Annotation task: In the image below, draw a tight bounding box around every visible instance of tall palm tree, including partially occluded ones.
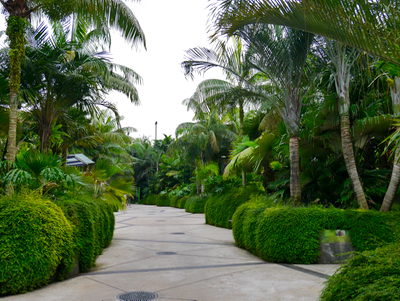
[210,0,400,65]
[2,0,145,162]
[239,24,314,205]
[317,39,369,209]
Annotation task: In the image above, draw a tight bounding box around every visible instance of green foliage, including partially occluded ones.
[205,187,262,229]
[0,191,74,295]
[54,197,115,273]
[320,242,400,301]
[185,196,208,213]
[156,194,171,207]
[178,195,190,209]
[142,193,158,205]
[233,205,400,264]
[232,195,273,253]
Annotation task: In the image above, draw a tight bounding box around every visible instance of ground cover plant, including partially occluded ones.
[320,242,400,300]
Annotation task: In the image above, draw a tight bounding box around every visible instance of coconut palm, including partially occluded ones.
[210,0,400,65]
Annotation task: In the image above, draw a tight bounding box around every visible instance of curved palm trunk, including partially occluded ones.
[5,16,26,162]
[340,113,368,209]
[289,136,301,205]
[381,78,400,212]
[239,100,246,188]
[333,42,368,209]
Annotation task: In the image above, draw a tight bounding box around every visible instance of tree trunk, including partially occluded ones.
[381,78,400,212]
[340,114,369,209]
[239,100,246,187]
[5,16,26,162]
[289,136,301,205]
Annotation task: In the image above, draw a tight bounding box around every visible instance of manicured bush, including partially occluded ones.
[0,192,75,295]
[169,195,180,208]
[143,194,158,205]
[233,204,400,264]
[185,196,208,213]
[156,194,171,207]
[232,195,272,253]
[205,187,261,229]
[54,198,115,273]
[320,242,400,300]
[178,195,190,209]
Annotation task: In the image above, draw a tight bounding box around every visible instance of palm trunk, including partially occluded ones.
[381,78,400,212]
[340,113,369,209]
[5,16,26,162]
[289,136,301,205]
[239,100,246,187]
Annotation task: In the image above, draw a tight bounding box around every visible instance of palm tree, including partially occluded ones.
[17,21,141,153]
[210,0,400,65]
[172,111,237,195]
[2,0,145,162]
[317,39,369,209]
[237,24,314,205]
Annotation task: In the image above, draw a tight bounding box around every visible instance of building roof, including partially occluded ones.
[66,153,95,167]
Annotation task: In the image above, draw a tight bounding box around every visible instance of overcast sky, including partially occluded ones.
[108,0,223,140]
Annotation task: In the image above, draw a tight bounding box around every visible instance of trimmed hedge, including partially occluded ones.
[0,192,75,295]
[185,196,208,213]
[169,196,180,208]
[233,204,400,264]
[142,194,158,205]
[178,195,189,209]
[156,194,171,207]
[320,242,400,300]
[54,198,115,273]
[205,188,260,229]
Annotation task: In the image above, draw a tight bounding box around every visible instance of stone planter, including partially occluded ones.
[318,230,356,264]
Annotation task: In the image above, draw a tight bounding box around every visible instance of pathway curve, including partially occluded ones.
[4,204,339,301]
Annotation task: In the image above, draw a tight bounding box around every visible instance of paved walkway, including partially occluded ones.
[4,205,339,301]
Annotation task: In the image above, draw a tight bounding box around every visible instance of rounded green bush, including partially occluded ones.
[185,196,208,213]
[143,194,158,205]
[205,188,258,229]
[54,198,115,273]
[156,194,170,207]
[0,192,74,295]
[178,195,189,209]
[320,242,400,300]
[169,196,180,208]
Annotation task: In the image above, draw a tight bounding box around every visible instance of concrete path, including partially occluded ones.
[4,204,339,301]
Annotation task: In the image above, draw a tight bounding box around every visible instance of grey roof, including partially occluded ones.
[66,153,95,166]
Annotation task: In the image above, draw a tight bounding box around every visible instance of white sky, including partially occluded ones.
[0,0,224,140]
[108,0,223,140]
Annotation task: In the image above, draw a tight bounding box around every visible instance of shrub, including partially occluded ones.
[143,194,158,205]
[234,205,400,264]
[156,194,170,207]
[54,197,115,273]
[169,196,180,208]
[232,195,272,253]
[185,196,208,213]
[320,242,400,300]
[0,192,75,295]
[205,187,261,229]
[178,195,190,209]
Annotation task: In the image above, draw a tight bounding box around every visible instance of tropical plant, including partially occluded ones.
[2,0,145,162]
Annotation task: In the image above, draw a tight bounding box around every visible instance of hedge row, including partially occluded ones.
[320,242,400,300]
[185,196,208,213]
[0,192,75,296]
[0,192,115,296]
[204,188,262,229]
[142,194,206,213]
[233,203,400,264]
[54,198,115,272]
